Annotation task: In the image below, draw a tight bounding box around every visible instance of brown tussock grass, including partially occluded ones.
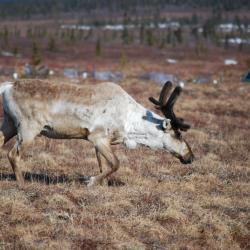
[0,47,250,249]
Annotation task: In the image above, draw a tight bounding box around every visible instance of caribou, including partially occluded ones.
[0,80,194,186]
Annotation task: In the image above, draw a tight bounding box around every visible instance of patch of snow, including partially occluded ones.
[229,38,243,44]
[103,24,135,30]
[247,24,250,33]
[153,22,180,30]
[141,72,178,85]
[178,81,185,88]
[61,24,92,30]
[64,68,78,78]
[13,72,18,80]
[23,64,35,77]
[217,23,244,33]
[193,75,212,84]
[221,37,250,45]
[167,58,177,64]
[1,51,14,57]
[93,71,123,81]
[104,24,124,31]
[81,72,88,79]
[224,59,238,65]
[198,27,203,33]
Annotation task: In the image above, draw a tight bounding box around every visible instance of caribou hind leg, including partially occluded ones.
[0,112,17,147]
[88,132,119,187]
[95,147,103,173]
[7,123,41,185]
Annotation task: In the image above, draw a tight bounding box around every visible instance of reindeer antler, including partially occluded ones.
[149,81,172,108]
[149,81,191,132]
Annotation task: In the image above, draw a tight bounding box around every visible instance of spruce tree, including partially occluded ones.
[95,38,101,56]
[48,36,56,51]
[31,41,42,66]
[146,29,154,46]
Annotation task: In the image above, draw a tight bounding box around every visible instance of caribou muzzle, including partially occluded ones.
[179,152,194,164]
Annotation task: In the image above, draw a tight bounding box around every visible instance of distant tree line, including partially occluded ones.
[0,0,249,64]
[0,0,249,19]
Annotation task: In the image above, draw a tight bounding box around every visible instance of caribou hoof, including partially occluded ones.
[87,176,99,187]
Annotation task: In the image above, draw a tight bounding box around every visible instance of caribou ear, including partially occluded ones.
[162,119,171,131]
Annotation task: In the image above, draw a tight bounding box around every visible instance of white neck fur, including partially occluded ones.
[123,104,165,149]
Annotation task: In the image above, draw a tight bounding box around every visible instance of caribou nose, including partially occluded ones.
[180,153,194,164]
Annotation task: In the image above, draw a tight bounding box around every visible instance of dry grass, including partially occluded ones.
[0,46,250,249]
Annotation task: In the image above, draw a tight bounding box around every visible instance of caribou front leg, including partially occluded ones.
[8,141,26,185]
[88,132,119,187]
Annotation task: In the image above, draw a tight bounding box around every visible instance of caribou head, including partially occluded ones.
[149,81,194,164]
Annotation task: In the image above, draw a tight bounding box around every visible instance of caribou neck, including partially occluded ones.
[123,104,166,149]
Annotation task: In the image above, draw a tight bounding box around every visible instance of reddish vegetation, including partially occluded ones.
[0,24,250,249]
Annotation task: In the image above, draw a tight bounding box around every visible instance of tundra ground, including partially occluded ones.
[0,44,250,249]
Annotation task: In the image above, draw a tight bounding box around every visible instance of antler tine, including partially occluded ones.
[148,81,172,107]
[148,97,160,106]
[179,122,191,131]
[159,81,172,106]
[161,86,191,131]
[164,86,182,110]
[159,86,181,119]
